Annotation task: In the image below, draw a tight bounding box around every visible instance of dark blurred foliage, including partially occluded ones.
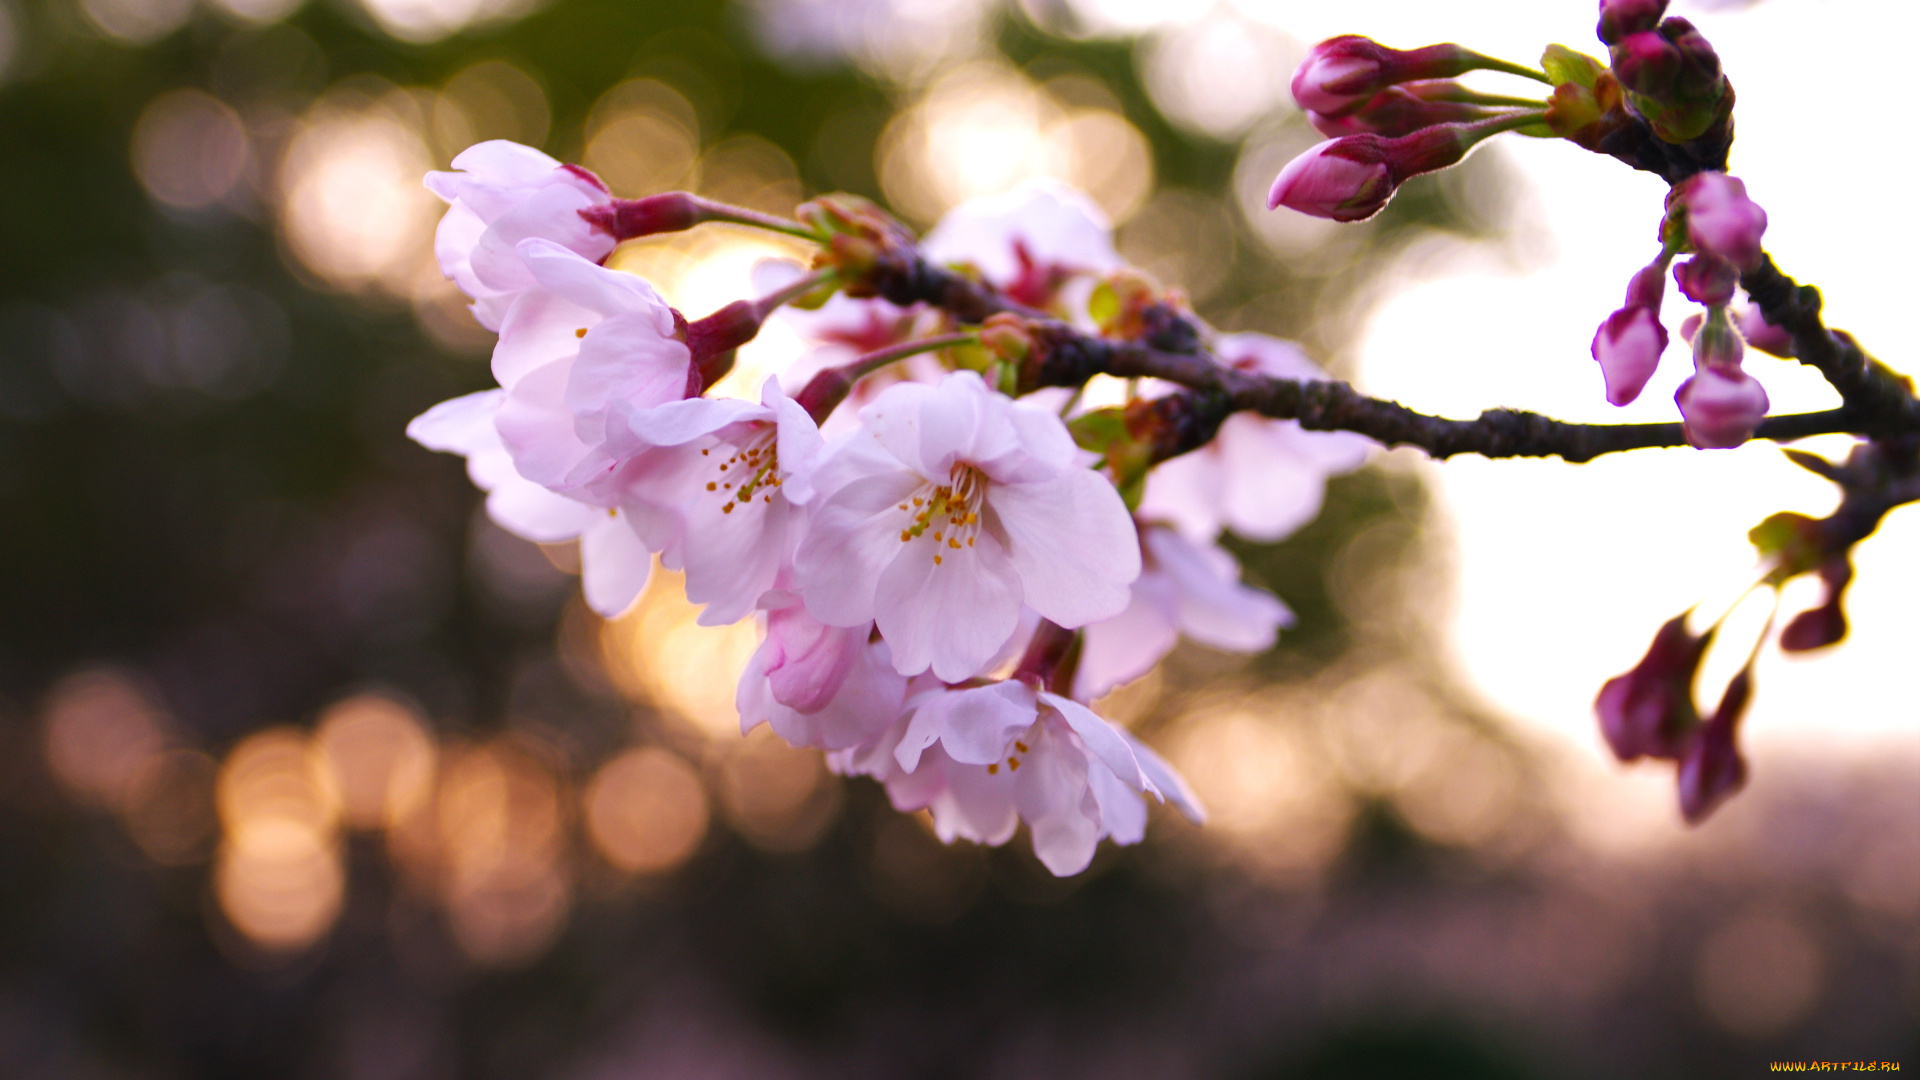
[1,0,1915,1078]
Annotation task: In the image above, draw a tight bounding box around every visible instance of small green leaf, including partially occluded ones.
[1088,282,1119,330]
[1541,44,1605,89]
[1067,407,1128,454]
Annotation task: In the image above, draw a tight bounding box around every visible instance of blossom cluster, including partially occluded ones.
[408,142,1370,875]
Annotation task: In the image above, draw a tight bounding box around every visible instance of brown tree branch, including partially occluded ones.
[854,237,1915,464]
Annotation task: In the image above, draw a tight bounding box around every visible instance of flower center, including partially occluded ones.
[700,426,779,516]
[895,463,986,566]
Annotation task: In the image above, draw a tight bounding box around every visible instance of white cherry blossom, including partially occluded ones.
[1075,524,1294,699]
[615,378,825,625]
[406,389,651,617]
[795,371,1140,681]
[832,680,1203,876]
[426,141,616,331]
[1138,332,1372,542]
[491,239,693,493]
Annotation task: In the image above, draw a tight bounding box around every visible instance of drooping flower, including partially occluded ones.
[1075,525,1293,700]
[406,389,651,617]
[1590,258,1670,407]
[425,141,616,331]
[490,239,694,492]
[1594,612,1712,762]
[795,371,1140,681]
[737,601,908,751]
[1137,333,1371,543]
[616,377,825,626]
[831,680,1203,876]
[1676,666,1751,824]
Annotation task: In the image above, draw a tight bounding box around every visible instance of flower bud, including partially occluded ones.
[1268,123,1476,222]
[1594,613,1712,762]
[1612,18,1727,142]
[578,192,705,241]
[1307,81,1496,139]
[1609,30,1683,98]
[1673,255,1738,306]
[1590,258,1669,406]
[762,604,863,713]
[1676,364,1768,449]
[1735,306,1795,358]
[1592,306,1668,407]
[1662,18,1724,101]
[1679,172,1766,271]
[1779,557,1853,652]
[1677,666,1750,824]
[1291,37,1511,117]
[1597,0,1668,45]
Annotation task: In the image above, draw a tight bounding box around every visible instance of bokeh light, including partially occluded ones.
[276,87,439,295]
[599,564,762,737]
[215,728,345,951]
[877,62,1152,227]
[1138,11,1296,139]
[78,0,193,45]
[314,691,437,831]
[582,747,709,874]
[432,739,571,966]
[41,666,171,812]
[582,79,702,198]
[131,90,252,211]
[714,726,839,854]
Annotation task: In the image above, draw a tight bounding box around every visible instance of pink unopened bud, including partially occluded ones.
[1681,172,1767,271]
[1779,557,1853,652]
[1592,306,1668,407]
[1673,255,1737,306]
[762,604,863,713]
[1735,306,1795,358]
[1268,124,1478,222]
[1676,364,1768,449]
[1610,30,1684,97]
[1597,0,1668,45]
[1661,18,1725,101]
[1676,667,1750,824]
[1267,142,1393,221]
[578,192,705,242]
[1291,37,1510,117]
[1595,613,1712,762]
[1307,81,1495,139]
[1591,258,1670,406]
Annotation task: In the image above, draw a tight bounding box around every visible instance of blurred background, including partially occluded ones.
[0,0,1915,1075]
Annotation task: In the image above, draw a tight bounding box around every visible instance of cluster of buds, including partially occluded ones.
[1596,611,1753,823]
[1598,436,1920,823]
[407,144,1375,875]
[1590,171,1777,447]
[1597,0,1730,144]
[1272,36,1556,221]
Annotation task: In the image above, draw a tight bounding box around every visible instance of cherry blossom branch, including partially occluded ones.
[1738,255,1918,427]
[846,242,1914,463]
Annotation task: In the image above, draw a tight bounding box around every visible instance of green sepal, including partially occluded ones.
[1749,511,1825,583]
[1541,44,1606,90]
[1087,282,1120,333]
[1067,407,1128,455]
